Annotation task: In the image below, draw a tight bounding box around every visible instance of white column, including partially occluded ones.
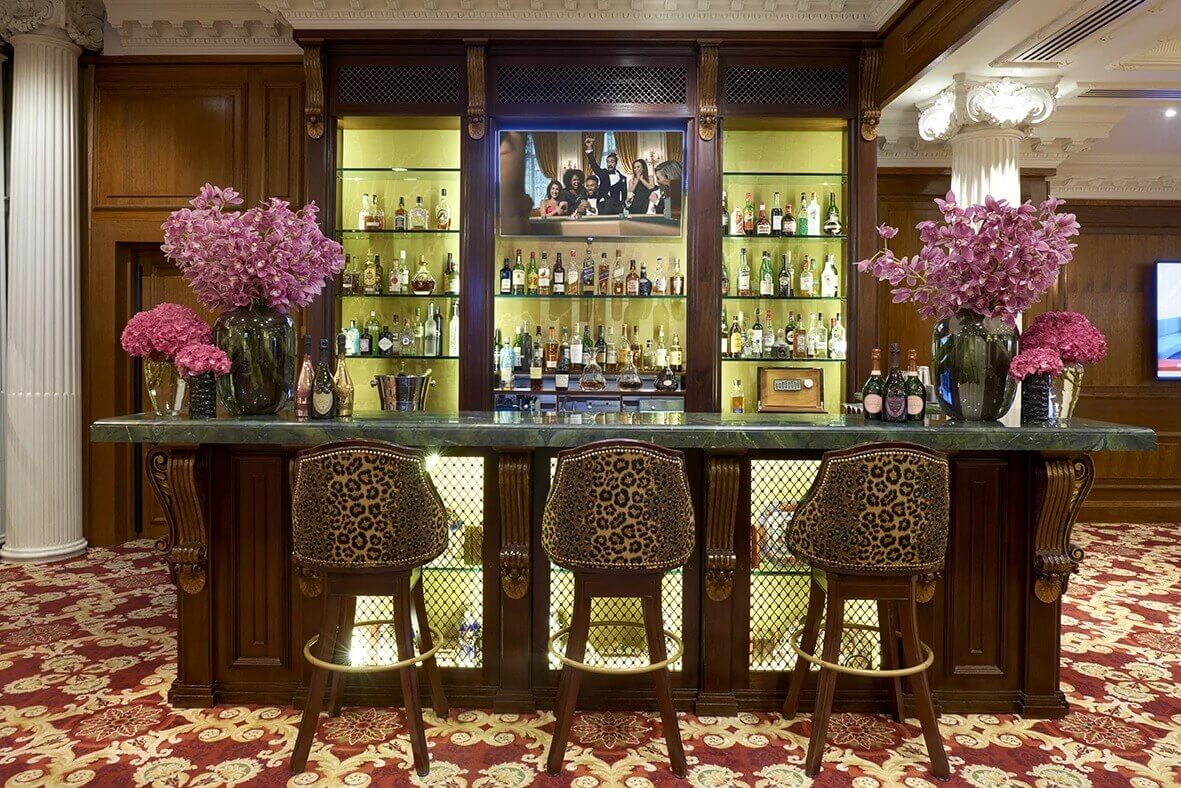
[949,128,1024,207]
[0,53,7,547]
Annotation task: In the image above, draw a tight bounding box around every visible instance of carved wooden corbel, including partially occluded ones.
[146,447,209,595]
[1033,455,1095,603]
[698,43,720,142]
[498,450,531,599]
[705,452,743,601]
[466,42,487,140]
[303,43,325,140]
[858,47,882,142]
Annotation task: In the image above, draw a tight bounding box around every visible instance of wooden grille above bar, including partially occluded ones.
[336,64,463,108]
[722,65,849,110]
[495,64,688,106]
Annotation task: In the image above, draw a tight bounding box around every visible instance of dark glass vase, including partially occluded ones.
[212,304,295,415]
[188,372,218,419]
[1020,373,1051,425]
[932,310,1019,421]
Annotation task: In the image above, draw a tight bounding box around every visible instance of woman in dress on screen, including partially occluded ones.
[626,159,655,214]
[540,180,566,217]
[559,169,586,213]
[649,160,682,218]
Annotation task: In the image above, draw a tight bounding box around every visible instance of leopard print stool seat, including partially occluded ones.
[541,440,695,778]
[289,440,450,778]
[782,442,951,780]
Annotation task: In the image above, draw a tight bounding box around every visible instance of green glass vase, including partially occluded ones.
[932,310,1019,421]
[212,304,295,415]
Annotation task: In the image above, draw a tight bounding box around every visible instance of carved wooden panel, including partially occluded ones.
[259,84,304,203]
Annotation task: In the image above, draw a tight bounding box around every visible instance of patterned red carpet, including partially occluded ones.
[1,522,1179,787]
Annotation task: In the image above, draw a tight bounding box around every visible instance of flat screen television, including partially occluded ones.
[498,130,684,238]
[1157,261,1181,380]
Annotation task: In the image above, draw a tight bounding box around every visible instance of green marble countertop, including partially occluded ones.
[90,411,1155,453]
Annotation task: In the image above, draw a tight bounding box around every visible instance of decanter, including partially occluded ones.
[411,256,436,295]
[579,359,606,391]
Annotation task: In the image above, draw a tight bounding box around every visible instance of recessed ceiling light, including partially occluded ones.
[1167,108,1178,118]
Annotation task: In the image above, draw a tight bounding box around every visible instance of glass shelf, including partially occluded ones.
[345,354,459,361]
[723,295,845,301]
[722,357,846,363]
[338,293,460,300]
[336,229,460,236]
[337,167,461,181]
[496,387,684,398]
[495,293,686,300]
[723,234,846,241]
[723,170,845,178]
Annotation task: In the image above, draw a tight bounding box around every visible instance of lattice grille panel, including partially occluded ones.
[748,459,879,672]
[723,66,849,108]
[497,65,687,105]
[337,64,462,106]
[354,456,485,669]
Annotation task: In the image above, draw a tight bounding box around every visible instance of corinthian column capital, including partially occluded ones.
[0,0,104,51]
[918,73,1058,143]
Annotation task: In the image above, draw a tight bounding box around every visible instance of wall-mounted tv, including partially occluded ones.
[1157,261,1181,380]
[498,130,684,238]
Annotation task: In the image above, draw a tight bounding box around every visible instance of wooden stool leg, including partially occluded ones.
[327,596,355,717]
[412,574,449,719]
[642,581,686,778]
[783,577,825,718]
[878,600,905,723]
[804,585,844,778]
[394,575,431,777]
[898,594,950,780]
[547,579,592,776]
[291,592,343,774]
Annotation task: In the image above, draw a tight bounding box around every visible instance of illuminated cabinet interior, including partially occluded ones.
[334,116,462,413]
[720,120,849,416]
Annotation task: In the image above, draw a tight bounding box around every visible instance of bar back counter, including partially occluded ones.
[91,411,1154,718]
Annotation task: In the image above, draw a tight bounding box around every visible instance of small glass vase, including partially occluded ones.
[1053,363,1085,423]
[931,310,1019,421]
[188,372,218,419]
[144,359,186,417]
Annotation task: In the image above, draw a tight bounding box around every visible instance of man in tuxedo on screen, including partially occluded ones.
[573,175,624,216]
[584,138,628,208]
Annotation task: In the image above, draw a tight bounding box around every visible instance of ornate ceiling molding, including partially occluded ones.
[101,0,299,55]
[1113,32,1181,71]
[917,74,1059,143]
[0,0,104,50]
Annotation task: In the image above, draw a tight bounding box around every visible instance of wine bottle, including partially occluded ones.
[310,339,335,419]
[882,343,908,423]
[862,348,884,420]
[906,348,927,421]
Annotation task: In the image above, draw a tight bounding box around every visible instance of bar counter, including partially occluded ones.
[90,411,1154,718]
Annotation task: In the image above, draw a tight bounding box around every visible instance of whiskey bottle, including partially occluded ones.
[410,196,428,231]
[820,254,839,298]
[731,379,745,414]
[796,192,809,236]
[670,258,685,296]
[668,333,684,373]
[444,252,459,295]
[612,250,626,295]
[529,343,544,392]
[654,326,668,369]
[365,196,384,231]
[394,197,408,231]
[652,257,666,295]
[295,334,314,419]
[813,312,828,358]
[310,339,335,419]
[643,339,656,371]
[823,191,841,236]
[605,326,618,373]
[581,243,596,295]
[729,312,744,358]
[862,348,884,420]
[436,188,451,230]
[743,192,755,236]
[333,334,354,419]
[552,252,565,295]
[756,203,771,236]
[555,338,571,392]
[782,201,797,237]
[737,248,752,297]
[906,348,927,421]
[500,258,513,294]
[793,315,809,359]
[626,260,641,296]
[638,262,651,296]
[778,252,793,297]
[598,252,610,295]
[581,323,593,372]
[771,191,783,235]
[759,251,775,296]
[512,250,526,295]
[362,254,379,295]
[544,326,558,370]
[358,194,370,231]
[882,343,907,422]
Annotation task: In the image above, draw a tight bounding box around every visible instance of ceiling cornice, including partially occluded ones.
[101,0,297,54]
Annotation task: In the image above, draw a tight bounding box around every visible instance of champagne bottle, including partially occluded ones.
[295,334,314,419]
[862,348,884,420]
[882,343,908,423]
[333,334,354,419]
[905,348,927,421]
[311,339,335,419]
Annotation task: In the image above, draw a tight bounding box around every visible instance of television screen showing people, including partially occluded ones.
[499,130,684,237]
[1157,261,1181,380]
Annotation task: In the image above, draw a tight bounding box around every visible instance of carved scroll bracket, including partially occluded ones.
[1033,455,1095,603]
[859,47,881,142]
[698,42,720,142]
[498,449,531,599]
[705,451,744,602]
[146,447,209,595]
[303,42,324,140]
[466,41,487,140]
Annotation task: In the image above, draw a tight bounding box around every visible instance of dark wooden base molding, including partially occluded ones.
[167,683,216,708]
[491,689,537,713]
[1033,456,1095,603]
[695,692,740,716]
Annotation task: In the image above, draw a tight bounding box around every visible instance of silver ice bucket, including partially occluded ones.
[371,370,434,411]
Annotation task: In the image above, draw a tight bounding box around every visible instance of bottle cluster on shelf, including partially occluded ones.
[721,308,846,360]
[340,301,460,359]
[340,251,459,297]
[723,190,841,238]
[861,344,928,422]
[494,320,683,393]
[499,240,685,297]
[723,249,840,299]
[298,335,355,420]
[354,188,452,232]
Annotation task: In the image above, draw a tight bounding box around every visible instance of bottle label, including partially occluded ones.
[513,270,525,287]
[378,337,394,352]
[863,393,883,415]
[555,373,569,389]
[772,215,783,232]
[738,273,751,292]
[571,345,582,364]
[885,395,906,421]
[907,394,925,416]
[312,390,334,416]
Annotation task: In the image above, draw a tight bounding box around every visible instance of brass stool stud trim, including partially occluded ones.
[789,621,934,679]
[548,620,685,676]
[303,620,443,675]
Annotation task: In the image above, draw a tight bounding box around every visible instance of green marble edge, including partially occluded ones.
[90,411,1156,453]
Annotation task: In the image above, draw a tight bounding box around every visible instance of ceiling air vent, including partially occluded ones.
[1079,88,1181,100]
[1004,0,1150,64]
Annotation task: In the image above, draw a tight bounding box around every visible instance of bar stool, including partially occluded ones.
[289,440,450,777]
[542,439,695,778]
[781,441,950,780]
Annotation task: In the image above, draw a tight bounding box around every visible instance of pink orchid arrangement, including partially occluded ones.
[120,303,212,361]
[857,193,1080,323]
[174,343,232,379]
[1008,347,1066,381]
[161,184,345,313]
[1020,311,1108,365]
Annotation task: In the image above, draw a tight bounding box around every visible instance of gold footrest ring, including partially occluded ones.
[548,620,684,676]
[789,621,933,678]
[303,619,443,674]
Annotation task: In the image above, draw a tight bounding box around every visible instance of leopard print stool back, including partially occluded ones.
[786,442,949,575]
[292,440,448,572]
[542,440,695,572]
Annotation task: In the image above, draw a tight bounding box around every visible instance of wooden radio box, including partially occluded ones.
[756,367,825,413]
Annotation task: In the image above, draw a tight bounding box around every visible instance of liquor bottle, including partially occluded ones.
[626,260,641,296]
[414,308,425,355]
[582,242,596,295]
[362,254,379,295]
[448,300,459,357]
[752,309,765,357]
[422,305,438,357]
[526,252,540,295]
[731,379,745,414]
[720,256,730,297]
[829,313,847,359]
[652,258,666,295]
[670,258,685,296]
[823,191,841,236]
[862,348,884,420]
[594,325,607,366]
[512,250,526,295]
[742,192,755,236]
[631,324,641,361]
[638,262,651,296]
[778,252,793,297]
[793,314,809,359]
[512,326,523,371]
[906,348,927,421]
[721,190,728,229]
[579,351,606,391]
[582,322,593,371]
[654,364,678,392]
[410,196,428,230]
[500,258,513,294]
[759,251,775,296]
[529,343,544,392]
[295,334,314,419]
[605,326,618,373]
[436,188,451,230]
[433,304,444,357]
[618,349,643,390]
[799,256,814,298]
[598,252,610,295]
[655,327,668,369]
[379,324,396,357]
[555,337,571,392]
[411,255,436,295]
[796,192,809,236]
[813,312,828,358]
[720,309,730,359]
[612,250,626,295]
[737,248,752,297]
[729,312,743,358]
[820,254,839,298]
[756,203,772,236]
[544,326,558,370]
[499,337,515,390]
[358,194,370,231]
[771,191,783,235]
[570,321,583,372]
[310,339,335,419]
[782,201,797,237]
[553,252,566,295]
[365,310,381,353]
[882,343,907,422]
[344,319,361,356]
[398,252,410,294]
[807,192,821,237]
[333,334,354,418]
[730,196,745,237]
[401,317,415,357]
[444,252,459,295]
[341,253,356,295]
[358,319,373,356]
[394,197,408,231]
[366,196,384,231]
[669,332,684,373]
[387,253,401,294]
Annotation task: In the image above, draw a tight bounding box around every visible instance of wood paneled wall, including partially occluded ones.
[85,59,304,547]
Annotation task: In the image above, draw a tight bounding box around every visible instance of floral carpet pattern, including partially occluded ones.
[1,522,1179,786]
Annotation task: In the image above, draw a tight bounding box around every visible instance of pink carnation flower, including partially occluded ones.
[120,303,211,361]
[1008,348,1066,381]
[174,343,232,379]
[1020,311,1108,365]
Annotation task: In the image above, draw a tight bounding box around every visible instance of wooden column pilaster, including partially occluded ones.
[697,450,744,715]
[494,448,535,711]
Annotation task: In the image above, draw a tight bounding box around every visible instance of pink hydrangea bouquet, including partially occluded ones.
[160,184,344,313]
[1008,347,1065,381]
[174,343,232,380]
[120,303,211,361]
[1020,311,1108,365]
[857,193,1080,323]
